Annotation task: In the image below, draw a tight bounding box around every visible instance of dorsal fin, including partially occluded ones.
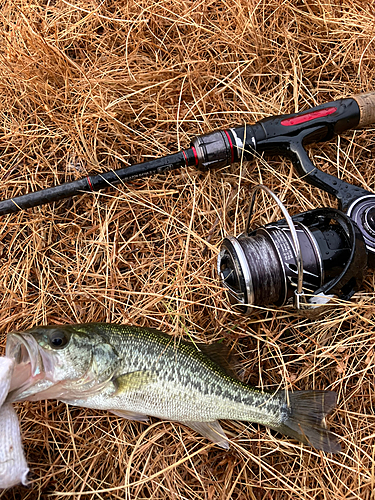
[195,342,238,379]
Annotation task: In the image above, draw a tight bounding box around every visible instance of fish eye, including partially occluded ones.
[48,330,70,349]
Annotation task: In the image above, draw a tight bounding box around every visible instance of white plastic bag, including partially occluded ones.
[0,357,29,489]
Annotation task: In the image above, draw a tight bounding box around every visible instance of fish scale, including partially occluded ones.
[6,322,340,452]
[89,324,278,422]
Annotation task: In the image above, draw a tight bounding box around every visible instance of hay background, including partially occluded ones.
[0,0,374,498]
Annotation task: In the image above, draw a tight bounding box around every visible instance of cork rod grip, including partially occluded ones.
[352,92,375,128]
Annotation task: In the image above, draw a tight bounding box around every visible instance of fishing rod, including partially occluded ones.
[1,92,374,219]
[2,92,375,311]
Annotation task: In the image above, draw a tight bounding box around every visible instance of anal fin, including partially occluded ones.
[182,420,229,449]
[109,409,149,422]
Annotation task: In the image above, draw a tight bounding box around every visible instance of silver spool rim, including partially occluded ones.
[218,236,255,314]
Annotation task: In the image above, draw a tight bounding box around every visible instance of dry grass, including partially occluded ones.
[0,0,375,498]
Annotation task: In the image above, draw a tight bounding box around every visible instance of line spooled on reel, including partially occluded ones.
[217,185,367,313]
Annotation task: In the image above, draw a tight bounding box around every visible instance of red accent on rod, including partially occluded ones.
[86,176,94,191]
[224,130,234,164]
[182,150,189,168]
[191,146,199,167]
[281,106,337,126]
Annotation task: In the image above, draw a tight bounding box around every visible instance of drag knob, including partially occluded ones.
[362,206,375,237]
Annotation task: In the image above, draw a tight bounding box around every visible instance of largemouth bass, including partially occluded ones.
[5,323,340,452]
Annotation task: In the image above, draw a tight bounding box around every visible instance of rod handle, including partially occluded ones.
[352,92,375,127]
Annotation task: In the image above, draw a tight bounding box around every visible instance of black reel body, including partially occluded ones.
[218,203,367,314]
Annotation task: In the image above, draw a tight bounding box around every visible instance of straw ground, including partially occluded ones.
[0,0,375,498]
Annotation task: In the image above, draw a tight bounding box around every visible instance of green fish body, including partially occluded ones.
[6,323,340,452]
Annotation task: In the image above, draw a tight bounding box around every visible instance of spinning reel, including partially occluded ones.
[218,185,368,313]
[216,93,375,312]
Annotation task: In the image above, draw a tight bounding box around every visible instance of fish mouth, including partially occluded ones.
[6,333,54,402]
[6,333,40,376]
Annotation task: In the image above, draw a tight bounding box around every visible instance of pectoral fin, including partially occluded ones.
[113,370,155,395]
[109,409,149,422]
[182,420,229,449]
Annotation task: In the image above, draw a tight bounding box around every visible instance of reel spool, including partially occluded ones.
[217,185,367,314]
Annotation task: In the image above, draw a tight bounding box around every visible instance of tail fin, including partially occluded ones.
[277,390,341,453]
